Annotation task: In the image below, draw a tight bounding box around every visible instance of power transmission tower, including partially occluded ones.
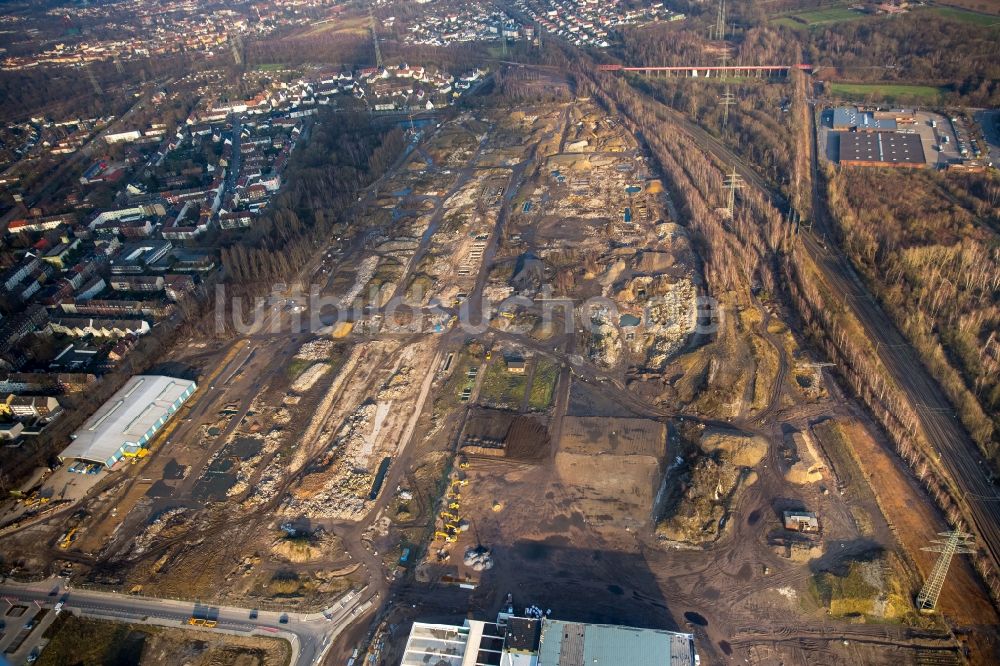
[715,0,726,41]
[724,166,743,218]
[720,86,736,126]
[86,65,102,96]
[230,36,243,66]
[916,531,975,612]
[369,4,383,69]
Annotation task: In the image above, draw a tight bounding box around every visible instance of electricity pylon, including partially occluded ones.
[724,167,743,218]
[916,530,975,612]
[715,0,726,41]
[720,86,736,126]
[369,4,383,69]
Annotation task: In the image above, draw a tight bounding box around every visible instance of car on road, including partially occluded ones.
[249,609,258,619]
[279,613,289,624]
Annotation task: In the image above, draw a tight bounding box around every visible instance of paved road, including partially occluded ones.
[0,578,374,666]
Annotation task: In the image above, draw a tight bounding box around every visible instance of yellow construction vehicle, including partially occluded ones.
[188,617,207,626]
[448,502,461,510]
[58,527,78,549]
[204,620,218,628]
[434,531,455,543]
[440,512,459,521]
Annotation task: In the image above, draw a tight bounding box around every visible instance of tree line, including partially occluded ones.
[220,110,406,287]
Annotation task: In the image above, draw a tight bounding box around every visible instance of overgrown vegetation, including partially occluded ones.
[528,359,559,411]
[826,168,1000,457]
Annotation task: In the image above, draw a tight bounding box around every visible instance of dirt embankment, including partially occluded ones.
[656,428,767,544]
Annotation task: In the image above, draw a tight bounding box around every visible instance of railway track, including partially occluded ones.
[622,88,1000,587]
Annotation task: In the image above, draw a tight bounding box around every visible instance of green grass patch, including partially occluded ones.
[923,6,1000,27]
[528,359,559,411]
[256,63,290,72]
[773,6,864,28]
[827,82,945,102]
[478,357,528,410]
[286,357,317,381]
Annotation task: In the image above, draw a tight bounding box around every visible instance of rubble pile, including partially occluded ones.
[294,339,338,361]
[586,308,622,368]
[463,545,495,572]
[130,508,188,557]
[282,467,373,520]
[657,429,766,544]
[377,366,413,400]
[339,255,379,308]
[336,402,378,468]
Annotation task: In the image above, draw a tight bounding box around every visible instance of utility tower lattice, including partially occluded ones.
[369,4,383,69]
[714,0,726,41]
[916,531,975,612]
[720,86,736,126]
[230,36,243,66]
[723,167,743,218]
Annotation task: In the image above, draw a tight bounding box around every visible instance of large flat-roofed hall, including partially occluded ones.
[59,374,196,468]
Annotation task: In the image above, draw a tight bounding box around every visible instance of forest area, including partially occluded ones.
[219,110,405,288]
[804,15,1000,106]
[826,168,1000,458]
[618,5,1000,107]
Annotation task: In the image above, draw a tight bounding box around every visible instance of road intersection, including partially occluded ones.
[0,577,375,666]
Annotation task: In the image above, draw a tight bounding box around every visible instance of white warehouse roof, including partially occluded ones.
[60,375,196,467]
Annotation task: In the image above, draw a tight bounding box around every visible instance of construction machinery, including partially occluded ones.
[188,617,206,626]
[440,512,460,521]
[434,531,456,543]
[58,527,78,549]
[448,502,461,510]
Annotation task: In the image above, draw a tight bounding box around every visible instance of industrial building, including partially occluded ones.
[831,107,898,132]
[59,374,196,468]
[401,614,697,666]
[838,131,926,168]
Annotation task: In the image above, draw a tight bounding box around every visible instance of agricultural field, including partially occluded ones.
[772,6,866,29]
[925,5,1000,25]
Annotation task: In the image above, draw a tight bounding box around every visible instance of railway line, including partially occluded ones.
[594,62,1000,593]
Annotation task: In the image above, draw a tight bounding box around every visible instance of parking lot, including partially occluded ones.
[818,107,964,167]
